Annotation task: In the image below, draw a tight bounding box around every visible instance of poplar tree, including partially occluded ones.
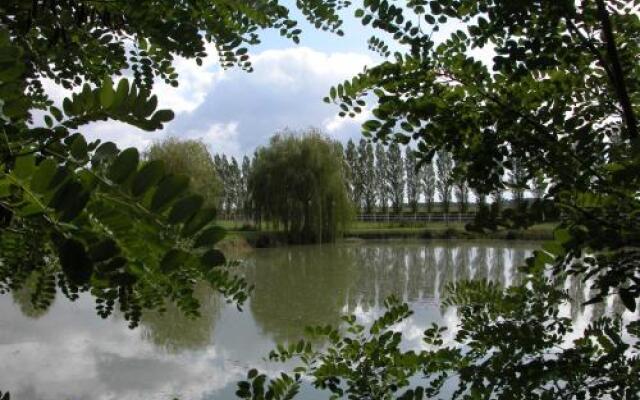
[387,142,405,214]
[435,150,453,216]
[454,178,470,214]
[344,139,362,210]
[241,156,252,219]
[405,147,421,214]
[229,157,242,217]
[420,158,436,214]
[359,139,377,213]
[509,157,528,207]
[375,142,390,213]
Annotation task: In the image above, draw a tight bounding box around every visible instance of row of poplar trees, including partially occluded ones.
[343,139,545,215]
[212,154,251,219]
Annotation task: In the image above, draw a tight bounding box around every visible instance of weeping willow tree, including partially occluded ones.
[248,130,353,243]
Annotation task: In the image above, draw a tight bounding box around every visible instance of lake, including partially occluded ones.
[0,240,618,399]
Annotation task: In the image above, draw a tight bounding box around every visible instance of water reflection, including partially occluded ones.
[0,240,621,400]
[244,244,359,342]
[139,282,222,353]
[241,242,535,344]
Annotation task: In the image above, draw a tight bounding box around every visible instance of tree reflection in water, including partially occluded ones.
[2,240,627,400]
[244,241,620,346]
[139,282,222,353]
[8,240,620,354]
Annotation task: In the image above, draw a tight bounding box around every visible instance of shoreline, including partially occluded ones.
[219,225,555,252]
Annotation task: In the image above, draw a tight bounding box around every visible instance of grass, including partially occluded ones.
[216,219,557,246]
[348,221,468,231]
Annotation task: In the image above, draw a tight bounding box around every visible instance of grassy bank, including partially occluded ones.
[218,221,557,249]
[345,222,555,241]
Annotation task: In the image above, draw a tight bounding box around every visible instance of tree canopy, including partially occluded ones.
[0,0,347,328]
[248,130,353,243]
[146,137,221,207]
[237,1,640,399]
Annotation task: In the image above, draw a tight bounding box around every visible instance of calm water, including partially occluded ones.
[0,240,620,400]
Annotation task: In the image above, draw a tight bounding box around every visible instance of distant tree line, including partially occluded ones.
[342,139,548,216]
[149,136,549,224]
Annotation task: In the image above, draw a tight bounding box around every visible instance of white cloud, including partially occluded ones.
[183,121,242,157]
[153,43,225,114]
[82,120,155,150]
[168,46,374,156]
[323,107,371,137]
[37,46,374,155]
[250,47,371,86]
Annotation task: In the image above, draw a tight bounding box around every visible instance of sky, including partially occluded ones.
[41,3,492,160]
[41,2,492,161]
[74,3,391,159]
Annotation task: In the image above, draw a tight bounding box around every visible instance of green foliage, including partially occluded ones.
[239,282,640,399]
[0,0,349,334]
[326,0,640,309]
[145,137,221,207]
[359,139,377,213]
[435,151,453,215]
[238,0,640,398]
[248,129,353,243]
[0,140,246,327]
[405,147,421,214]
[212,154,246,218]
[374,142,390,212]
[345,139,363,209]
[387,142,405,214]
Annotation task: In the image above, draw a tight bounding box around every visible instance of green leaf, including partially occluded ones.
[168,194,204,224]
[131,160,165,197]
[49,180,89,221]
[553,228,571,244]
[201,249,226,267]
[31,158,58,192]
[151,109,174,123]
[107,148,139,183]
[160,249,191,274]
[113,79,129,109]
[89,239,119,262]
[70,134,89,161]
[62,98,74,116]
[141,95,158,117]
[182,207,217,236]
[620,290,636,312]
[542,241,564,257]
[13,154,36,180]
[58,238,94,285]
[194,226,226,248]
[150,175,189,212]
[50,106,63,122]
[0,180,11,198]
[92,142,119,166]
[99,78,115,108]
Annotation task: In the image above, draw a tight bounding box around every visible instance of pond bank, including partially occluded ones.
[221,224,555,250]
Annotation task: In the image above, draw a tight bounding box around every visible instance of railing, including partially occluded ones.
[217,213,478,224]
[355,213,476,223]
